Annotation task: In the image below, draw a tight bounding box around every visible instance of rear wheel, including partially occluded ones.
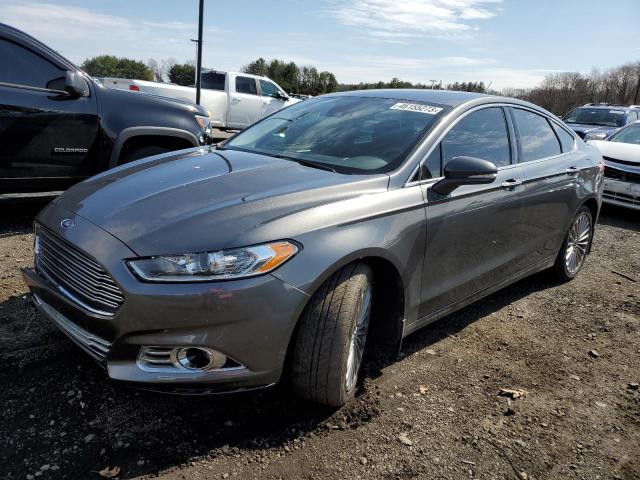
[291,263,373,406]
[553,206,593,282]
[119,145,170,165]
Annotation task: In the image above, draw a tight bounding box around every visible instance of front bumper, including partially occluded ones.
[603,178,640,211]
[22,204,310,393]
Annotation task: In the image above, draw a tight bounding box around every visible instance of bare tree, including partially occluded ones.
[513,61,640,115]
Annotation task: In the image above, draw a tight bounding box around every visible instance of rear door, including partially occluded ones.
[0,37,98,192]
[509,107,584,267]
[227,75,262,128]
[419,106,527,317]
[259,79,288,117]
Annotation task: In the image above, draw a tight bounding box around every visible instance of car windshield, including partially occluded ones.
[222,96,448,174]
[563,107,626,127]
[609,123,640,145]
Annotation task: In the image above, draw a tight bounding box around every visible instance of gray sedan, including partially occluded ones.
[22,90,604,406]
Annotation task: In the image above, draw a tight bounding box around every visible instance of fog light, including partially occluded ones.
[176,347,226,371]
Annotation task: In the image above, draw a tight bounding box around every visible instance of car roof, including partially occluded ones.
[576,105,630,111]
[326,89,489,107]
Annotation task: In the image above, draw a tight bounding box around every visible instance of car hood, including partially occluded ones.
[566,123,617,137]
[94,81,207,115]
[588,140,640,166]
[52,148,389,256]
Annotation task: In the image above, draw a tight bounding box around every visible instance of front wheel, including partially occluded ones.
[553,206,593,282]
[291,263,373,407]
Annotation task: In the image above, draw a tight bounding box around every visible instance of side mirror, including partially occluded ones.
[432,156,498,195]
[276,91,290,101]
[64,71,88,98]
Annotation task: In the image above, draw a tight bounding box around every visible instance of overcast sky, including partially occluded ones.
[2,0,639,90]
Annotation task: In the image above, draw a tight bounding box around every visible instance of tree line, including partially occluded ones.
[80,54,640,115]
[504,61,640,115]
[241,58,338,95]
[80,55,487,96]
[81,55,196,85]
[337,78,487,93]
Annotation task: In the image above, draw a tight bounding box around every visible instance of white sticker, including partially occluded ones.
[390,102,443,115]
[610,110,624,114]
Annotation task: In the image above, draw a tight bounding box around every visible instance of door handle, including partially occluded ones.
[566,166,579,175]
[231,97,241,104]
[501,178,523,190]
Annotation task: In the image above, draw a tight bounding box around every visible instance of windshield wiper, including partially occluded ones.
[271,154,337,173]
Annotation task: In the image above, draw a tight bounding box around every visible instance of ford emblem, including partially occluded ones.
[60,218,75,229]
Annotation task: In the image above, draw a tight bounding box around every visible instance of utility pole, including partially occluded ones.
[634,74,640,105]
[195,0,204,105]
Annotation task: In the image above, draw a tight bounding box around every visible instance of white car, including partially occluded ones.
[587,121,640,211]
[101,71,299,130]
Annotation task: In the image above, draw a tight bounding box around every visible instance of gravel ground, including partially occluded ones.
[0,200,638,480]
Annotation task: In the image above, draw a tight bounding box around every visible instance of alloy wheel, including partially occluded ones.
[565,212,591,276]
[345,284,372,392]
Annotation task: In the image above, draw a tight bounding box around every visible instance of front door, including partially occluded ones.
[227,75,262,129]
[419,106,527,318]
[259,79,287,117]
[0,38,98,193]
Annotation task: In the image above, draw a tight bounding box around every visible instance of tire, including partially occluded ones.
[553,206,593,282]
[119,145,170,165]
[291,263,373,407]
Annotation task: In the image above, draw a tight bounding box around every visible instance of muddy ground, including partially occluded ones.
[0,199,638,480]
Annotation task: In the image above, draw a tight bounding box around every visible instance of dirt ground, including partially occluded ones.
[0,199,638,480]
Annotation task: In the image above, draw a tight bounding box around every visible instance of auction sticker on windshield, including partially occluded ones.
[390,103,443,115]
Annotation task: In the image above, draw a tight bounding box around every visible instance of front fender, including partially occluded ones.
[109,126,200,168]
[269,186,427,324]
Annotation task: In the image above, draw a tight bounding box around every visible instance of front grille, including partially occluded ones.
[603,155,640,167]
[603,190,640,207]
[33,293,111,362]
[35,225,124,315]
[604,165,640,184]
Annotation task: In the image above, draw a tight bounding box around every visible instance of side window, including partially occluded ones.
[513,109,561,161]
[259,80,280,98]
[201,72,225,91]
[441,107,511,168]
[420,144,441,179]
[551,122,575,153]
[0,38,63,89]
[235,76,258,95]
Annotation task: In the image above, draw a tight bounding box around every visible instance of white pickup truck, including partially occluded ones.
[101,71,299,130]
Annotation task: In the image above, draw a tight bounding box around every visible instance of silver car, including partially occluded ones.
[587,120,640,211]
[22,90,604,406]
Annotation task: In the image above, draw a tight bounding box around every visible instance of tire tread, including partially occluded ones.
[292,263,371,406]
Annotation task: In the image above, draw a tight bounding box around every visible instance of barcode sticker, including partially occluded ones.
[390,103,443,115]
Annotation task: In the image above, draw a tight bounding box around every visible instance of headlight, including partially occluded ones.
[195,114,212,134]
[584,132,607,141]
[127,241,299,282]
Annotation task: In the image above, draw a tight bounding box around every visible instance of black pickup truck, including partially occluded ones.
[0,23,213,194]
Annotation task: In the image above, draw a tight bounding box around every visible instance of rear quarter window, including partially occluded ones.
[551,122,575,153]
[513,108,561,161]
